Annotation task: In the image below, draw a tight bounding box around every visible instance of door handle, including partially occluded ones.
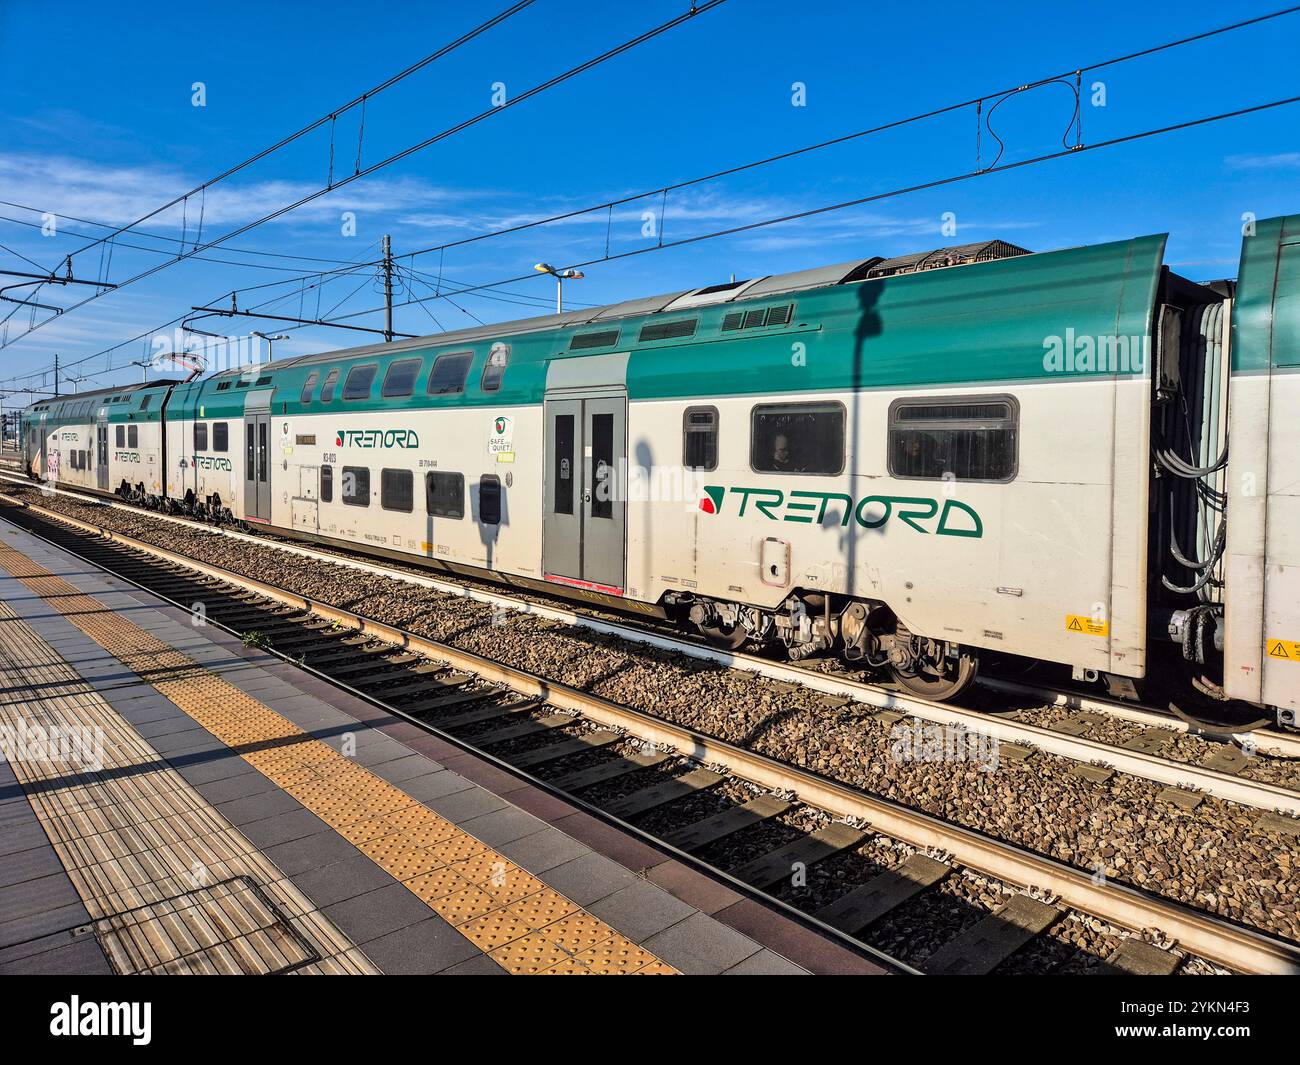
[583,492,591,503]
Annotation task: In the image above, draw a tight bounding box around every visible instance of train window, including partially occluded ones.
[115,425,124,448]
[553,414,574,516]
[127,425,139,448]
[480,344,509,392]
[342,466,370,506]
[382,358,422,398]
[683,406,718,471]
[427,352,472,395]
[888,396,1018,482]
[479,475,502,525]
[750,403,844,476]
[320,465,333,503]
[381,468,414,512]
[213,422,229,452]
[194,423,208,450]
[591,413,614,520]
[320,369,340,402]
[343,364,378,401]
[299,371,320,404]
[425,471,464,519]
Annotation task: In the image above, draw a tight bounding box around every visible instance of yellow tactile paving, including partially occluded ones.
[0,600,375,975]
[0,538,678,975]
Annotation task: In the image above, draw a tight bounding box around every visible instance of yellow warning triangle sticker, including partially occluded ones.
[1269,641,1289,659]
[1067,618,1084,632]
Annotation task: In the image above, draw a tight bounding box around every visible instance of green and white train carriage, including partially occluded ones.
[22,381,171,501]
[21,215,1300,725]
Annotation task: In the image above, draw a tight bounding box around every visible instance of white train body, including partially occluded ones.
[20,220,1300,722]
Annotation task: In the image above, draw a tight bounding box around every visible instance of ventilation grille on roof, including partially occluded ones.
[570,329,620,350]
[216,382,232,391]
[859,240,1029,279]
[694,280,749,296]
[639,318,697,342]
[722,303,795,332]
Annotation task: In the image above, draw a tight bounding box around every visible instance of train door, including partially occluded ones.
[95,416,109,491]
[244,411,272,523]
[542,391,626,593]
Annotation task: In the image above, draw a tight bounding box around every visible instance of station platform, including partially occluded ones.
[0,515,881,976]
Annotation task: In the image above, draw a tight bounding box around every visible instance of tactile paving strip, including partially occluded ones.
[0,538,676,975]
[0,599,374,974]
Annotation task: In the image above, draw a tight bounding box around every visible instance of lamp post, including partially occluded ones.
[533,262,584,314]
[252,331,290,363]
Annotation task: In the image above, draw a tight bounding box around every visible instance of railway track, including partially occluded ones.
[5,474,1299,817]
[3,493,1298,975]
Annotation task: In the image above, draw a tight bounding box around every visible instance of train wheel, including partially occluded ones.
[698,621,748,651]
[888,647,979,701]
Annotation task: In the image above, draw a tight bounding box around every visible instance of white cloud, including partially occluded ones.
[1224,152,1300,171]
[0,152,472,235]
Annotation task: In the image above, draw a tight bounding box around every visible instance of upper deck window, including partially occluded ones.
[300,371,320,403]
[480,344,509,392]
[428,352,472,395]
[382,358,422,398]
[343,364,378,401]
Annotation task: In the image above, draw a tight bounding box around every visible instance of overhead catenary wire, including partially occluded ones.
[293,93,1300,331]
[29,0,1291,375]
[7,4,1295,387]
[0,0,727,352]
[58,87,1298,372]
[50,1,540,267]
[0,202,368,267]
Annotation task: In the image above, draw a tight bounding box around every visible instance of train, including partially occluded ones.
[18,215,1300,729]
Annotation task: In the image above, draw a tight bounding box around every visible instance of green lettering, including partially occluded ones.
[936,499,983,538]
[855,496,893,529]
[893,497,938,533]
[730,486,784,519]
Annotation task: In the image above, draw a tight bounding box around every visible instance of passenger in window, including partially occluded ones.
[771,433,798,473]
[900,431,945,477]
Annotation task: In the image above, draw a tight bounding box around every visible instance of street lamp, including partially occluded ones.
[252,332,290,363]
[533,262,584,314]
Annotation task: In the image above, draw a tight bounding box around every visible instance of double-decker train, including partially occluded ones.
[19,215,1300,728]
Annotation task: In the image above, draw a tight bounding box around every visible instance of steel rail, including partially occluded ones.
[3,492,1297,975]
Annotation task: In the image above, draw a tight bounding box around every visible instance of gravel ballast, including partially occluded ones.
[7,485,1298,949]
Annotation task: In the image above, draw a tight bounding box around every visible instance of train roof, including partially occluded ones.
[26,379,180,413]
[209,239,1031,377]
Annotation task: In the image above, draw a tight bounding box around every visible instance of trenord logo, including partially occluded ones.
[699,484,984,537]
[334,428,420,449]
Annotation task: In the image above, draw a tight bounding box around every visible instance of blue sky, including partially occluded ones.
[0,0,1297,398]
